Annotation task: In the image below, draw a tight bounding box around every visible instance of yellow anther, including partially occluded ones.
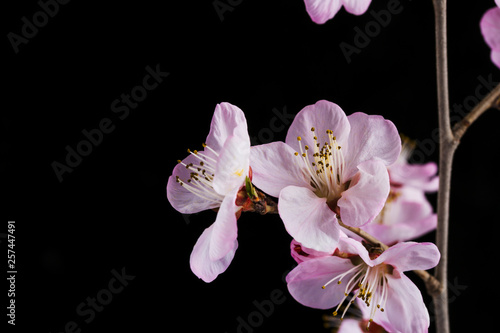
[187,148,191,153]
[193,150,198,154]
[177,159,182,163]
[297,136,302,141]
[305,145,309,150]
[332,311,338,316]
[321,285,326,289]
[202,143,207,147]
[311,127,315,131]
[337,280,342,284]
[302,153,306,157]
[294,152,299,156]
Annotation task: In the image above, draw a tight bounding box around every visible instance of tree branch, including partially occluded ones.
[338,219,388,251]
[453,83,500,141]
[432,0,453,331]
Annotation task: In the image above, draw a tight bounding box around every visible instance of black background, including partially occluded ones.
[4,0,500,332]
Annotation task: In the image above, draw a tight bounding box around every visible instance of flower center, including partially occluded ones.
[175,144,225,203]
[321,261,390,331]
[294,127,347,205]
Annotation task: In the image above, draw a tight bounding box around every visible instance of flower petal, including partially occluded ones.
[205,102,248,154]
[166,153,223,214]
[212,123,250,196]
[481,8,500,69]
[285,100,351,158]
[279,186,342,253]
[338,237,372,265]
[359,186,437,244]
[389,161,439,192]
[287,256,356,309]
[481,8,500,51]
[303,0,342,24]
[250,142,310,197]
[190,223,238,283]
[209,188,240,261]
[342,0,372,15]
[343,112,401,180]
[377,274,430,332]
[337,159,390,228]
[377,241,440,272]
[290,239,332,264]
[492,50,500,69]
[337,318,364,333]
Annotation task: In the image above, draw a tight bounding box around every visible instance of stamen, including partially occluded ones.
[291,125,347,205]
[175,143,224,204]
[322,262,390,327]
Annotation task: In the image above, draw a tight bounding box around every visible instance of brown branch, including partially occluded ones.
[453,83,500,141]
[432,0,453,331]
[338,219,388,251]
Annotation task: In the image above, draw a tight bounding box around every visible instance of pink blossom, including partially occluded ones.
[480,7,500,69]
[166,103,250,282]
[303,0,372,24]
[388,137,439,192]
[286,237,440,332]
[353,186,437,245]
[344,138,438,245]
[251,100,401,252]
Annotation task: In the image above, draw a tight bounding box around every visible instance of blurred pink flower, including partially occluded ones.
[166,102,250,282]
[251,100,400,252]
[287,237,440,332]
[480,7,500,69]
[345,138,438,245]
[303,0,372,24]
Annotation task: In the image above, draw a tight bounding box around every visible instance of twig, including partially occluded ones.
[338,219,388,251]
[453,83,500,141]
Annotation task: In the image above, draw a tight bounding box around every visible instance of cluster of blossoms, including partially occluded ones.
[167,100,441,332]
[166,1,498,332]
